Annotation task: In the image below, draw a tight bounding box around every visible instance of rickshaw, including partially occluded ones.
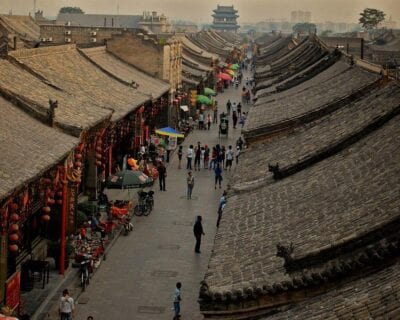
[219,118,229,137]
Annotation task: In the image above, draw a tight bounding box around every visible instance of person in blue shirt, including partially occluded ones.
[214,163,223,189]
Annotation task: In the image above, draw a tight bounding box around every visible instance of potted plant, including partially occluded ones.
[47,239,74,270]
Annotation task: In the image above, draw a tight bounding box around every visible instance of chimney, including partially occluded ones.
[48,99,58,127]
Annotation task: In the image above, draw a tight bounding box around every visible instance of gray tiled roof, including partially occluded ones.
[0,59,111,135]
[80,46,170,99]
[56,13,141,28]
[0,96,78,202]
[265,262,400,319]
[9,45,150,122]
[206,112,400,293]
[255,60,350,105]
[233,82,400,188]
[245,65,380,135]
[0,15,40,42]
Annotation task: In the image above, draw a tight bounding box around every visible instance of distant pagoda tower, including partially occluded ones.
[211,5,239,32]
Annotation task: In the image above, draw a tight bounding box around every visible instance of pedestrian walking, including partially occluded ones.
[177,145,183,169]
[200,147,205,169]
[204,145,210,169]
[237,102,242,115]
[220,146,226,168]
[214,163,223,189]
[236,137,244,150]
[194,143,201,171]
[59,289,74,320]
[209,146,217,169]
[225,146,234,170]
[207,114,212,130]
[173,282,182,320]
[193,216,205,253]
[198,112,204,130]
[232,111,238,129]
[213,102,218,124]
[157,161,167,191]
[235,145,241,164]
[187,171,195,199]
[226,99,231,115]
[186,145,193,170]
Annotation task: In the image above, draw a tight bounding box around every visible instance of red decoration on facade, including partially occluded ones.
[9,224,19,232]
[9,233,19,242]
[41,214,50,222]
[8,244,18,252]
[42,206,51,213]
[10,213,20,222]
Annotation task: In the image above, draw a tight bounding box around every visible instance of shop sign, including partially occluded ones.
[168,137,177,150]
[67,184,78,233]
[5,271,20,311]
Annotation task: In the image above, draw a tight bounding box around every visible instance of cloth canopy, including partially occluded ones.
[155,127,185,138]
[217,73,232,81]
[203,87,216,96]
[106,170,153,189]
[180,105,189,112]
[196,95,213,105]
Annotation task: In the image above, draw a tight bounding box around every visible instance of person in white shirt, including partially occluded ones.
[186,145,193,170]
[225,145,234,170]
[59,289,74,320]
[173,282,182,319]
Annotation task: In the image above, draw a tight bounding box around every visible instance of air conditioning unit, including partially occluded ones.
[65,38,71,43]
[90,31,97,36]
[47,37,53,42]
[90,38,97,43]
[65,30,72,35]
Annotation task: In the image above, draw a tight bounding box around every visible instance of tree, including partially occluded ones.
[59,7,84,14]
[359,8,385,30]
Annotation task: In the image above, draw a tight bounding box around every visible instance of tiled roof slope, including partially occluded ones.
[0,59,111,136]
[265,261,400,319]
[232,82,400,188]
[179,35,218,60]
[0,15,40,42]
[244,64,380,136]
[9,45,149,121]
[0,96,78,202]
[205,112,400,292]
[254,60,350,106]
[80,46,170,99]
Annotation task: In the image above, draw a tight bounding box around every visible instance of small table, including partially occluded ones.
[22,260,50,289]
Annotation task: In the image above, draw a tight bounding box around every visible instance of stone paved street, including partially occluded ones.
[60,70,252,320]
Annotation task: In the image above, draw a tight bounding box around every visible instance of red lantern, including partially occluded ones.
[9,233,19,242]
[9,244,18,252]
[10,213,20,222]
[11,203,19,211]
[9,224,19,232]
[56,199,63,205]
[41,215,50,222]
[42,178,52,185]
[57,191,63,197]
[96,153,102,160]
[47,198,55,205]
[42,206,51,213]
[75,161,82,168]
[96,146,102,153]
[96,161,102,167]
[75,153,82,160]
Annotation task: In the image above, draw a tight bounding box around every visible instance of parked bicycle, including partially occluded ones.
[134,191,154,216]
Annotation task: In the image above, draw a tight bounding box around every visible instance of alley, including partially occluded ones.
[71,68,252,320]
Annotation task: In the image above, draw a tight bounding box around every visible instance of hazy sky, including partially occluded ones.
[1,0,399,24]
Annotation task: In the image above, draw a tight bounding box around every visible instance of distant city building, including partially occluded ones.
[291,10,312,23]
[211,5,239,32]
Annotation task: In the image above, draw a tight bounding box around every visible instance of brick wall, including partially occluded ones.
[106,32,163,78]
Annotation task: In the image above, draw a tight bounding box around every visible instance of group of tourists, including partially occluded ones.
[225,99,248,129]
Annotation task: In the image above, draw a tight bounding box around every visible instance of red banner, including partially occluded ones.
[5,271,21,311]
